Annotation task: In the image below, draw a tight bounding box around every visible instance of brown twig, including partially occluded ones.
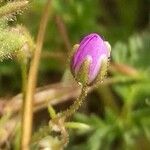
[21,0,52,149]
[0,76,132,118]
[1,82,79,116]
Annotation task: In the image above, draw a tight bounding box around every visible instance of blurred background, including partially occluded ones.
[0,0,150,149]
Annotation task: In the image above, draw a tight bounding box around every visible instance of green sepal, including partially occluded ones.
[70,44,80,76]
[72,44,80,55]
[75,56,92,86]
[69,44,79,62]
[92,57,109,85]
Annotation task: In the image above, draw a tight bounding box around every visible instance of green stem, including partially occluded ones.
[58,85,88,119]
[50,85,88,146]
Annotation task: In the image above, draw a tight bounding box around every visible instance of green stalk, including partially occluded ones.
[58,85,88,119]
[50,85,88,146]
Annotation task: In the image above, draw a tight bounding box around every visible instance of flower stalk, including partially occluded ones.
[59,85,88,119]
[50,85,88,146]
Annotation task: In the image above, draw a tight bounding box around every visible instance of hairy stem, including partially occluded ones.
[59,85,88,119]
[50,85,88,146]
[21,0,52,149]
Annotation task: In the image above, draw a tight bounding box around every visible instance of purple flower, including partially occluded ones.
[70,33,111,85]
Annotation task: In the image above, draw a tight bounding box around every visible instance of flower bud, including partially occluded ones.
[70,33,111,86]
